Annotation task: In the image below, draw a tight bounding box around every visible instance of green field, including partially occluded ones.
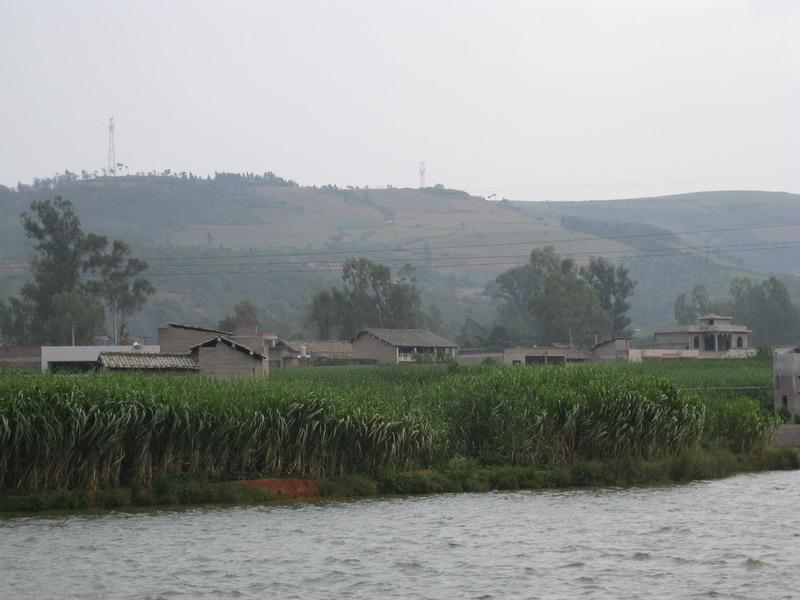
[0,361,778,495]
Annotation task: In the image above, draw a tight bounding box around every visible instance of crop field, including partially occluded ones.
[0,361,778,494]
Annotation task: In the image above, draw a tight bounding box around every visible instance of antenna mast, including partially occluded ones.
[107,117,116,176]
[418,161,426,188]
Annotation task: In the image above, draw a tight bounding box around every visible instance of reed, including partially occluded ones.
[0,364,777,493]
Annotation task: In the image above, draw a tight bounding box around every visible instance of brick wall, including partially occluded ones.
[0,345,41,371]
[197,344,267,379]
[158,327,222,353]
[351,335,397,364]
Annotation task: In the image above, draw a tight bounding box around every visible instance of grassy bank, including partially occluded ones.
[2,446,797,514]
[0,364,780,495]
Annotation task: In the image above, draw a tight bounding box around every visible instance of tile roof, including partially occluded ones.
[282,340,352,358]
[98,352,199,370]
[352,328,458,348]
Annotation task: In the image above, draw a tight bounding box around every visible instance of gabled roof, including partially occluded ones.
[351,328,458,348]
[167,322,233,335]
[98,351,199,370]
[190,336,267,360]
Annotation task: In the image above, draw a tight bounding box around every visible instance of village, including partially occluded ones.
[4,312,800,425]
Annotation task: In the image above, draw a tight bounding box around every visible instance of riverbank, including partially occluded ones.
[2,446,797,515]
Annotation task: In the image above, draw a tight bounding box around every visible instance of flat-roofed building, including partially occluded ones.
[653,314,753,357]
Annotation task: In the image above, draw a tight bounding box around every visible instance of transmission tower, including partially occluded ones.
[107,117,116,176]
[419,161,426,188]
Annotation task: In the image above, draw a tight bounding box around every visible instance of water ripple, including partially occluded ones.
[1,470,799,599]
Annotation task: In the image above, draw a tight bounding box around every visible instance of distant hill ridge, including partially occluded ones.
[1,174,798,338]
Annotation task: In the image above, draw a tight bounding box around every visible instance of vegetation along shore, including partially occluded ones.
[2,361,796,513]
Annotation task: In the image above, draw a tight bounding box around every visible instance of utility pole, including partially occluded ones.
[419,162,426,188]
[107,117,116,176]
[71,322,76,347]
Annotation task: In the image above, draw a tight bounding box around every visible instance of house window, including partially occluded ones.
[693,336,699,349]
[709,319,715,325]
[782,395,789,407]
[737,336,743,348]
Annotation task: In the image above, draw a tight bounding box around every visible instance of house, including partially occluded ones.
[774,347,800,420]
[98,335,268,379]
[189,336,268,378]
[41,344,161,372]
[98,351,200,375]
[350,328,458,365]
[653,314,753,357]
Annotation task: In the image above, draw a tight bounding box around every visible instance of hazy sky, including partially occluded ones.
[1,0,798,201]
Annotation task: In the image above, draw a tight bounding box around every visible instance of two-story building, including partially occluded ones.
[653,314,752,357]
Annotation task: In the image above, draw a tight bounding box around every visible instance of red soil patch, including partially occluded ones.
[240,478,321,500]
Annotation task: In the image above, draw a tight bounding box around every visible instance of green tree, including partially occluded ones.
[218,300,260,334]
[84,240,154,343]
[673,284,713,324]
[41,292,106,345]
[492,247,560,344]
[580,257,635,337]
[307,258,422,339]
[729,277,799,345]
[531,257,610,346]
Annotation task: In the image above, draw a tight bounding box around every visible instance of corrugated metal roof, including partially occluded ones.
[352,328,458,348]
[98,352,199,370]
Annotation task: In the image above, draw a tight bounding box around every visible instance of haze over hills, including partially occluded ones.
[1,174,797,341]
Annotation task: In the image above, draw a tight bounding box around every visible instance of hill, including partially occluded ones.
[1,174,797,341]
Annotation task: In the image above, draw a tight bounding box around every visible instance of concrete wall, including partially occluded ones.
[774,351,800,418]
[159,327,223,353]
[456,349,504,366]
[653,332,691,350]
[197,344,267,379]
[627,349,700,362]
[351,334,398,365]
[0,345,41,371]
[503,348,567,365]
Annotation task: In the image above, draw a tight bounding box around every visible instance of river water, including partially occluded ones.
[1,471,799,599]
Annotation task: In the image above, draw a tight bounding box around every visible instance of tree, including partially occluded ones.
[41,292,106,346]
[84,240,154,344]
[580,257,635,337]
[218,300,261,334]
[673,284,712,324]
[492,247,560,344]
[16,198,105,341]
[0,197,153,345]
[307,258,422,339]
[729,277,799,345]
[530,257,610,346]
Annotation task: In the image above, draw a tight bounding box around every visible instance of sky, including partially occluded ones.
[0,0,798,201]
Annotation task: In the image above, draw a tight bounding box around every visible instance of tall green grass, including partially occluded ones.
[0,364,778,493]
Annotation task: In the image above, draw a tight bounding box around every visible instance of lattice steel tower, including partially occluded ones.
[107,117,116,176]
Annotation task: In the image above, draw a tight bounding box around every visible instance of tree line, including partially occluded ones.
[674,279,800,345]
[301,247,635,348]
[0,197,154,346]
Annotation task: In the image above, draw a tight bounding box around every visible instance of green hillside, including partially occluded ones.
[1,175,796,341]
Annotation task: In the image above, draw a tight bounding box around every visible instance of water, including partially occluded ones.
[2,471,799,599]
